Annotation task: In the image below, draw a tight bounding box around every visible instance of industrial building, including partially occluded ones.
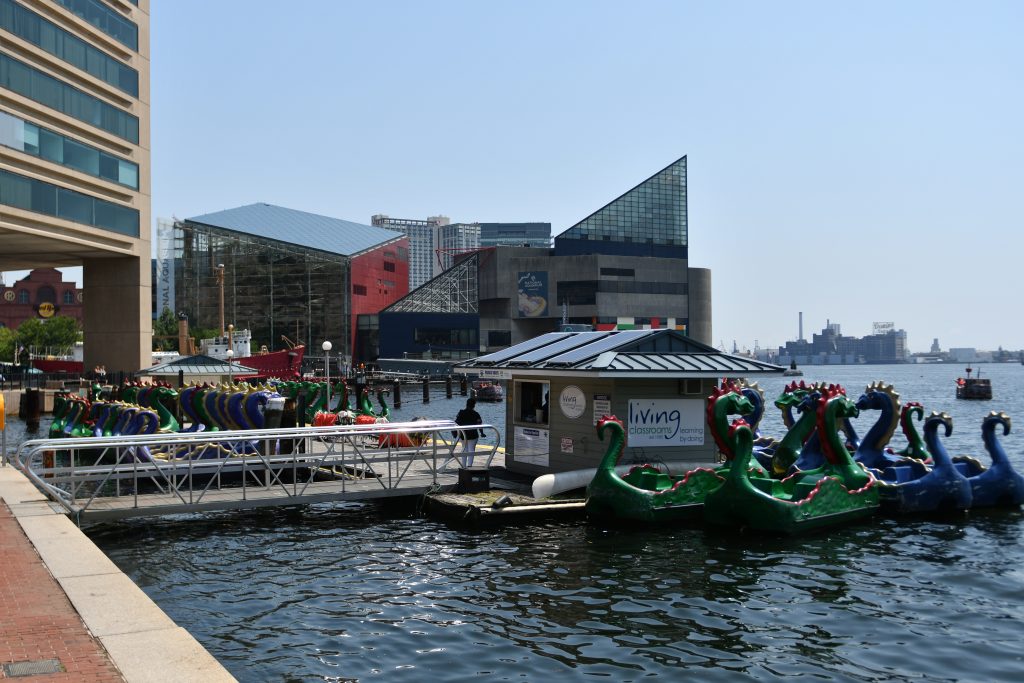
[777,320,910,365]
[1,0,151,372]
[369,156,712,363]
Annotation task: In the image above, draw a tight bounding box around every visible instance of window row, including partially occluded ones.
[54,0,137,51]
[3,289,77,304]
[0,111,139,188]
[1,0,138,96]
[0,168,139,236]
[413,327,477,347]
[0,52,139,142]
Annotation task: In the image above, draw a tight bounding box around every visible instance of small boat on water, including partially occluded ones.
[473,381,504,401]
[782,360,803,377]
[956,366,992,400]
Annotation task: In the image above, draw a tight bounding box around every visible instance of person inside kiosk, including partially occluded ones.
[517,381,550,425]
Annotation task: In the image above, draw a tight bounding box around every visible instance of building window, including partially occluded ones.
[18,290,29,304]
[0,53,139,143]
[53,0,139,51]
[600,267,635,277]
[0,169,139,236]
[515,380,549,425]
[1,0,139,96]
[383,261,395,272]
[63,290,75,304]
[352,284,367,296]
[0,112,140,189]
[487,330,511,347]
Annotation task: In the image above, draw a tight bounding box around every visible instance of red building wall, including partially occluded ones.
[0,268,83,330]
[349,239,410,360]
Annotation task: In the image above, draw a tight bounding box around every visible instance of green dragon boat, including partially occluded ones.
[585,384,765,523]
[703,386,880,534]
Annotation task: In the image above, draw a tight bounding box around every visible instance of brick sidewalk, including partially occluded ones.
[0,502,124,682]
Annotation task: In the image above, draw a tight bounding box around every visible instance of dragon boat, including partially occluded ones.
[702,386,879,535]
[584,384,764,523]
[949,412,1024,508]
[585,415,726,522]
[873,412,972,514]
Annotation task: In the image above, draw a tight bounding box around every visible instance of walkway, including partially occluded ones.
[0,466,235,682]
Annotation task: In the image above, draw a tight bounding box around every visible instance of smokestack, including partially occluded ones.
[799,312,803,341]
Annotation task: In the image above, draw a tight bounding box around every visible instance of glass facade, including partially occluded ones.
[53,0,137,51]
[0,168,139,235]
[1,0,139,96]
[0,52,139,142]
[173,220,351,357]
[556,156,687,258]
[0,111,139,188]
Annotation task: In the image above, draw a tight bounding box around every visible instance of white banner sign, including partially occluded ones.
[627,398,705,447]
[155,218,175,316]
[476,368,512,380]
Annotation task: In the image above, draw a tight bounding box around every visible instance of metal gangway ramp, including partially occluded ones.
[7,420,501,523]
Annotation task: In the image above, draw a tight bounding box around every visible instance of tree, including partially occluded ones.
[0,326,15,363]
[16,316,81,354]
[153,307,179,351]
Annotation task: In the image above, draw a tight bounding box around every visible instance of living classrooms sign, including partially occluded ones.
[627,398,705,447]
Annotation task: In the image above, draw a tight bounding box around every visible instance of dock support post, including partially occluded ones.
[460,376,467,396]
[445,376,453,399]
[422,378,430,404]
[393,381,402,409]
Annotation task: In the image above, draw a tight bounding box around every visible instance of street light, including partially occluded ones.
[226,348,234,385]
[322,340,332,411]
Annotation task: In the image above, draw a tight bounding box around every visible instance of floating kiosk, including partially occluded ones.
[454,329,785,491]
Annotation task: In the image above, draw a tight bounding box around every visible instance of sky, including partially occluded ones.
[7,1,1022,353]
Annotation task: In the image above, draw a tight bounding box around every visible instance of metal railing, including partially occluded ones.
[11,420,500,521]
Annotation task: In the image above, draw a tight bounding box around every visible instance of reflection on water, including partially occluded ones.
[12,364,1024,681]
[89,501,1024,682]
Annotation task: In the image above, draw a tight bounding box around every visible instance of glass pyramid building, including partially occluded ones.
[555,155,687,258]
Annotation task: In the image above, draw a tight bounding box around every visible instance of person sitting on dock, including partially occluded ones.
[454,398,483,467]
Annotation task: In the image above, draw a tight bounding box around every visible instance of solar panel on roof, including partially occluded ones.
[467,332,567,365]
[544,329,655,365]
[503,331,620,365]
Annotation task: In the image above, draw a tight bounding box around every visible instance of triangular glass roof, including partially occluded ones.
[556,156,687,250]
[383,252,479,314]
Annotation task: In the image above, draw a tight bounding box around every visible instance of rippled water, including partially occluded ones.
[20,364,1024,681]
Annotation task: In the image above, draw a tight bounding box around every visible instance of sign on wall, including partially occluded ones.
[627,398,705,447]
[559,385,586,419]
[514,426,549,466]
[517,271,548,317]
[592,393,612,425]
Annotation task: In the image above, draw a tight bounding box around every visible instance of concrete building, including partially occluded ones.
[163,203,409,366]
[370,156,712,363]
[1,0,151,372]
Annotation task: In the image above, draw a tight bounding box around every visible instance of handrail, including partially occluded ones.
[13,420,501,520]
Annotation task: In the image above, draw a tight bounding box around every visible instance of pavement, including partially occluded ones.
[0,465,236,682]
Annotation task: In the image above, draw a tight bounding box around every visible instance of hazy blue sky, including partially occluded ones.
[8,1,1022,352]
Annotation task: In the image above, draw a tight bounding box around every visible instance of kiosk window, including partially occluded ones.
[516,380,549,424]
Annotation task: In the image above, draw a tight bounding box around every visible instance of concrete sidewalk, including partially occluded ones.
[0,466,236,682]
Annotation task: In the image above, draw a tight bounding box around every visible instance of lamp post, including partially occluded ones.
[322,340,332,411]
[226,348,234,385]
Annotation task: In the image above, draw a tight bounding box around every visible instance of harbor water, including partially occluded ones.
[8,365,1024,681]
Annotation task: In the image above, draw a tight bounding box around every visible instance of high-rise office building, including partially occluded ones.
[371,214,450,289]
[1,0,151,372]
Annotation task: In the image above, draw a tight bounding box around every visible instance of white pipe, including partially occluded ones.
[531,460,713,499]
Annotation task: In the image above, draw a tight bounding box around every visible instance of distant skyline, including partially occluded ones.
[6,0,1022,353]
